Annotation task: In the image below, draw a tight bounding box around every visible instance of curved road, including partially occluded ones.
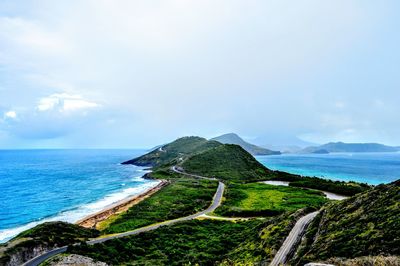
[269,211,319,266]
[23,169,224,266]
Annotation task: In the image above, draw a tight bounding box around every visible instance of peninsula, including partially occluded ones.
[1,136,398,266]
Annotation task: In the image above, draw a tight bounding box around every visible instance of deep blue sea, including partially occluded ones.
[257,152,400,185]
[0,149,157,243]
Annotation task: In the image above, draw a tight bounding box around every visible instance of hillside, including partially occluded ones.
[181,144,275,182]
[122,136,221,167]
[0,222,99,266]
[212,133,281,155]
[292,180,400,264]
[301,142,400,153]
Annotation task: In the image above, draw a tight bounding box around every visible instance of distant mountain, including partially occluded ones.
[301,142,400,153]
[211,133,281,155]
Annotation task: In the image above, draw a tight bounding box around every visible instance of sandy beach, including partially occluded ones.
[76,180,169,229]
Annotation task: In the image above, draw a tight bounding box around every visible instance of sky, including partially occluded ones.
[0,0,399,148]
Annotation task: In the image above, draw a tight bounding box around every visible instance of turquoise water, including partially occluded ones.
[256,152,400,185]
[0,149,157,243]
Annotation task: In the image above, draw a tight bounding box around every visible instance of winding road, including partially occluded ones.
[23,165,317,266]
[269,211,319,266]
[23,168,224,266]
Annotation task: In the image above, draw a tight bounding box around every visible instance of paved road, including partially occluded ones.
[269,211,319,266]
[23,170,224,266]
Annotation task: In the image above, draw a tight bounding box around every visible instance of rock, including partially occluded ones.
[46,254,108,266]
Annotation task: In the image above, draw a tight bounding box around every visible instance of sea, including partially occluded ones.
[1,150,400,244]
[257,152,400,185]
[0,149,158,243]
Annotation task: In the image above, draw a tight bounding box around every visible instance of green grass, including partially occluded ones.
[182,144,275,183]
[122,136,222,167]
[220,208,315,265]
[292,180,400,265]
[102,177,218,234]
[215,182,328,217]
[68,219,263,266]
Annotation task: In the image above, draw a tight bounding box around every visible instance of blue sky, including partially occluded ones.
[0,0,399,148]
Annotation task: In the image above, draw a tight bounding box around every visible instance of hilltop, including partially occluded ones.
[212,133,281,155]
[301,141,400,153]
[122,136,221,167]
[181,144,276,183]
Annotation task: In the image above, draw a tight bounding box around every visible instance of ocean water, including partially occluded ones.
[256,152,400,185]
[0,149,158,243]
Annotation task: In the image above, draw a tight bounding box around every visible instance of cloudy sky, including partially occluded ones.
[0,0,399,148]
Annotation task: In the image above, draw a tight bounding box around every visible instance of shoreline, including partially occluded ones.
[76,179,168,229]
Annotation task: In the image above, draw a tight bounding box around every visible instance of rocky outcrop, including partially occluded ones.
[45,254,108,265]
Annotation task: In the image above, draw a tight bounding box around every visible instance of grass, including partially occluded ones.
[122,136,222,167]
[292,180,400,265]
[68,219,263,266]
[215,182,328,217]
[101,177,218,234]
[182,144,275,183]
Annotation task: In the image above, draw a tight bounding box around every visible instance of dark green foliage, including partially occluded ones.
[122,136,221,167]
[0,222,98,265]
[69,220,262,266]
[215,183,327,217]
[272,171,371,196]
[222,209,313,265]
[182,144,275,183]
[103,178,218,234]
[294,180,400,264]
[16,222,99,244]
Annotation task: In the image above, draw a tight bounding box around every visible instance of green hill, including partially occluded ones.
[0,222,99,266]
[122,136,221,167]
[293,180,400,264]
[181,144,275,182]
[212,133,281,155]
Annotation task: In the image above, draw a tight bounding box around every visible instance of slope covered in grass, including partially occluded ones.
[215,183,327,217]
[69,220,263,266]
[182,144,275,182]
[0,222,99,266]
[101,178,218,234]
[293,180,400,264]
[122,136,221,167]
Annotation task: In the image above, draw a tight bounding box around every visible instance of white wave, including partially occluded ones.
[0,179,160,243]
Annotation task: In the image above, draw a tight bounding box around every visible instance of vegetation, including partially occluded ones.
[221,208,315,265]
[122,136,221,167]
[0,222,98,265]
[69,219,263,265]
[182,144,275,183]
[101,177,218,234]
[215,183,327,217]
[292,180,400,265]
[272,170,371,196]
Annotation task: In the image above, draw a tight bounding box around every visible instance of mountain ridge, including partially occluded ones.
[211,133,281,155]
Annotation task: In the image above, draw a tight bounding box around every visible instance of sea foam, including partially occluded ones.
[0,179,159,243]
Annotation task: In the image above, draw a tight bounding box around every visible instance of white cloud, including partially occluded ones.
[37,93,99,112]
[4,110,17,119]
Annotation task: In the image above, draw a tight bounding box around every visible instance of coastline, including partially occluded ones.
[76,179,169,229]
